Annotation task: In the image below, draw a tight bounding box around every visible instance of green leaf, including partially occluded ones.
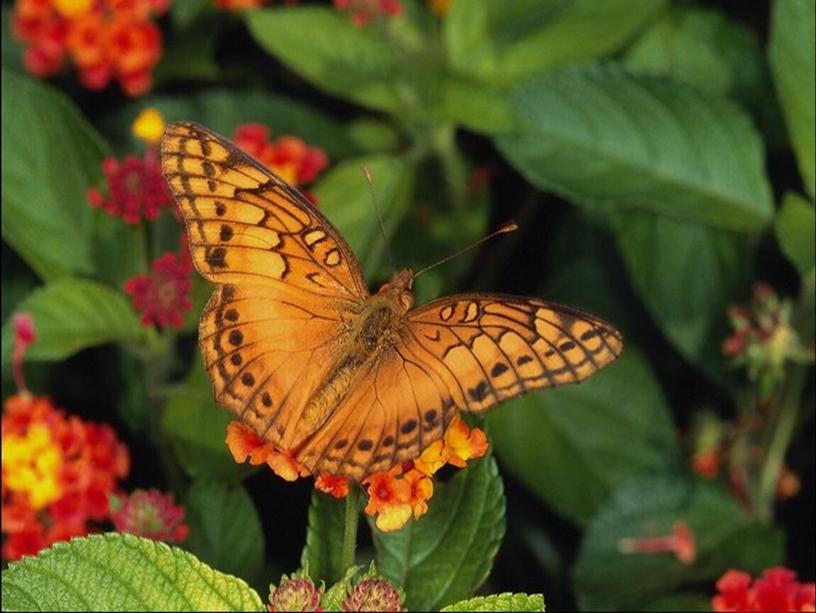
[624,7,768,101]
[1,533,264,611]
[1,278,144,365]
[246,7,402,114]
[154,14,221,83]
[2,71,109,281]
[488,348,679,524]
[183,480,265,585]
[373,455,506,611]
[313,154,414,278]
[441,592,545,612]
[100,88,357,161]
[636,593,712,612]
[572,475,784,611]
[609,210,753,376]
[769,0,816,198]
[161,356,257,482]
[171,0,211,30]
[2,5,25,73]
[300,490,349,586]
[445,0,667,87]
[775,192,816,275]
[495,64,773,232]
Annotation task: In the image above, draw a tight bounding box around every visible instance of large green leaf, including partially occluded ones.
[441,593,545,612]
[445,0,666,87]
[495,64,773,232]
[572,475,784,611]
[161,357,256,482]
[313,154,414,279]
[2,71,108,281]
[623,5,784,141]
[246,7,402,114]
[488,349,679,525]
[609,210,753,376]
[300,490,350,586]
[184,480,265,584]
[1,533,264,611]
[625,7,762,96]
[1,278,144,365]
[373,455,506,611]
[769,0,816,198]
[775,192,816,275]
[100,88,357,160]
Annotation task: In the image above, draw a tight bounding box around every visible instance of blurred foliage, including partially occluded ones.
[1,0,814,611]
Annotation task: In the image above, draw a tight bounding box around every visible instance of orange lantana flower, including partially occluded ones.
[315,474,350,499]
[444,414,488,467]
[363,469,412,532]
[225,421,309,481]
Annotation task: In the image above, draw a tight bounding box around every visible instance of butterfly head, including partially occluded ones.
[377,268,414,313]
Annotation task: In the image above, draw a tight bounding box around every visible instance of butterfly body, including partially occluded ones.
[161,122,624,481]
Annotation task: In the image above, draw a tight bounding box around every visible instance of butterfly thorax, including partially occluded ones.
[296,269,415,442]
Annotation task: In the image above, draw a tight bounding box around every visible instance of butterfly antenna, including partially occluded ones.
[362,165,396,274]
[414,221,519,279]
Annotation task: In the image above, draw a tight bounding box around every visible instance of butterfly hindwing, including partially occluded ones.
[402,294,623,413]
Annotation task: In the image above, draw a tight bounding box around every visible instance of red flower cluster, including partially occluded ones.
[11,0,169,96]
[124,243,193,329]
[233,123,328,190]
[333,0,401,27]
[1,393,130,561]
[111,489,188,543]
[713,567,815,612]
[87,150,175,224]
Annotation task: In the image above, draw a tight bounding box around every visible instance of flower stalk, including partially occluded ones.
[342,483,361,572]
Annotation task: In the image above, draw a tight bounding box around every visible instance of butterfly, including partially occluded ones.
[160,122,623,481]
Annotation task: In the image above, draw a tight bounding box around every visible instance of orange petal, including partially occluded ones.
[266,448,309,482]
[315,474,350,499]
[413,439,449,476]
[374,503,412,532]
[404,469,433,520]
[225,421,268,464]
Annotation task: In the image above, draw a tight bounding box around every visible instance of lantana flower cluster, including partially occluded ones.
[723,281,813,398]
[232,123,328,195]
[11,0,170,96]
[1,313,188,561]
[124,239,194,329]
[713,567,815,612]
[227,413,488,532]
[110,489,188,542]
[1,393,130,560]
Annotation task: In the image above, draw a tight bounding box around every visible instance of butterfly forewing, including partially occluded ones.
[161,122,368,449]
[161,122,369,300]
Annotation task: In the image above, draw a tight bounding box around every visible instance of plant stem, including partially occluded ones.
[755,364,806,521]
[341,483,361,571]
[754,276,814,521]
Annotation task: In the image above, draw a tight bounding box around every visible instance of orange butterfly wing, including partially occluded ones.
[161,122,369,448]
[295,295,622,479]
